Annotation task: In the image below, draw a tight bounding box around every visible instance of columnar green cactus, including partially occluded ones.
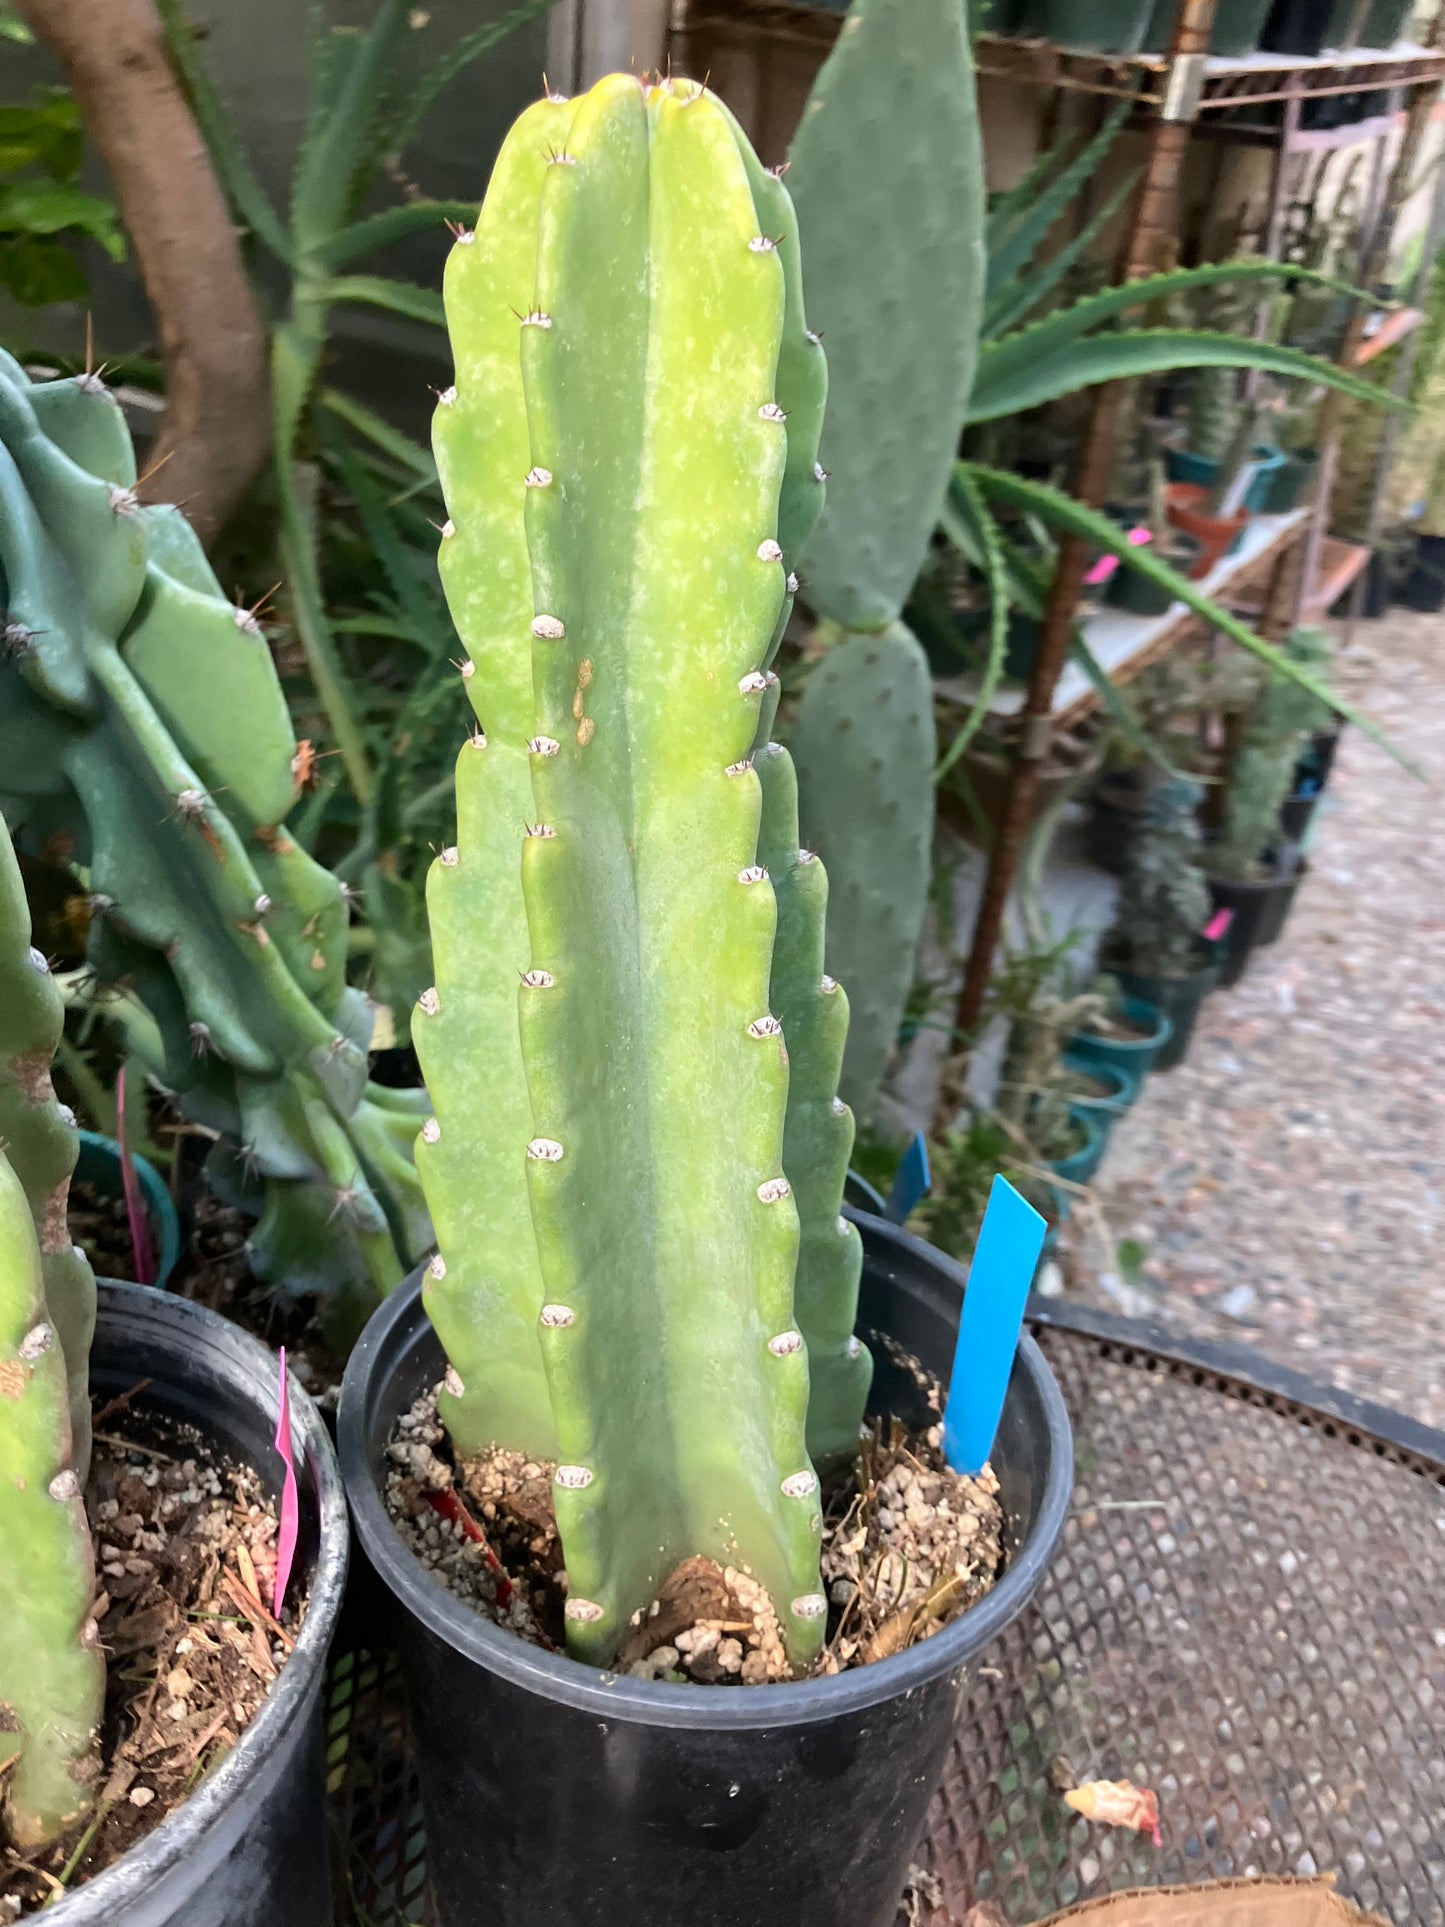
[0,354,430,1328]
[0,821,103,1852]
[421,73,862,1671]
[754,742,869,1468]
[0,818,96,1475]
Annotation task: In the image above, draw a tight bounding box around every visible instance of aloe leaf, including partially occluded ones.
[1069,634,1192,778]
[317,389,439,489]
[321,274,446,329]
[977,257,1384,397]
[985,102,1130,304]
[933,471,1012,781]
[968,326,1409,424]
[155,0,290,262]
[291,0,408,254]
[964,463,1418,775]
[319,199,481,270]
[382,0,562,162]
[984,168,1139,341]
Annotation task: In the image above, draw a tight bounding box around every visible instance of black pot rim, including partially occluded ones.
[339,1209,1073,1733]
[56,1281,349,1921]
[1206,858,1305,896]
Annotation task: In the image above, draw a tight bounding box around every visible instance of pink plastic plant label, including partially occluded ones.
[1204,909,1234,942]
[1083,525,1151,588]
[272,1347,299,1617]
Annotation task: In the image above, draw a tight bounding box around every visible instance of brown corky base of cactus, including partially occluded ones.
[0,1403,304,1913]
[381,1377,1004,1685]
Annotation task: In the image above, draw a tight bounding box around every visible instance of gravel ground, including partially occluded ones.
[1065,608,1445,1433]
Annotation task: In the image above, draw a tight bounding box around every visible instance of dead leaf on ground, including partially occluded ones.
[1063,1777,1162,1845]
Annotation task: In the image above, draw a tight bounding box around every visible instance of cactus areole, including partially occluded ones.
[417,74,869,1674]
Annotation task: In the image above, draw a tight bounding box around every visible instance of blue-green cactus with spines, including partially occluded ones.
[420,73,868,1673]
[0,814,103,1853]
[0,352,430,1331]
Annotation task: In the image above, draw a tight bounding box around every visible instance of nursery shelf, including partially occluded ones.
[932,508,1311,731]
[972,33,1445,115]
[325,1303,1445,1926]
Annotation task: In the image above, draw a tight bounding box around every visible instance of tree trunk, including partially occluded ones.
[18,0,269,547]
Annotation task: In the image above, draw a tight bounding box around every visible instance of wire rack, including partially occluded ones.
[325,1308,1445,1926]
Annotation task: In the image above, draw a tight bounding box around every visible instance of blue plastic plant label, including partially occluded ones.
[942,1175,1047,1476]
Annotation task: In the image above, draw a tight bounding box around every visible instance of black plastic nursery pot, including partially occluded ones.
[59,1281,349,1927]
[338,1215,1073,1927]
[1206,863,1303,986]
[1260,0,1329,55]
[1114,954,1220,1072]
[1402,532,1445,612]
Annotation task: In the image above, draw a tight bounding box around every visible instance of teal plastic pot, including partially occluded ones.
[1061,1053,1139,1129]
[76,1129,182,1288]
[1258,448,1317,513]
[1019,0,1154,50]
[1044,1109,1109,1211]
[1114,957,1219,1071]
[1066,995,1172,1084]
[1146,0,1273,52]
[1164,444,1286,512]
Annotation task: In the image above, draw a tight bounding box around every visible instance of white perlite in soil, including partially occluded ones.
[383,1385,1005,1682]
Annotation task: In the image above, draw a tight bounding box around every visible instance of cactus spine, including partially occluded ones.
[422,74,861,1671]
[0,821,102,1851]
[0,354,430,1328]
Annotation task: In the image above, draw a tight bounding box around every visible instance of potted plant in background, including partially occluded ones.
[1205,627,1335,982]
[1100,776,1220,1070]
[0,814,348,1923]
[338,69,1071,1927]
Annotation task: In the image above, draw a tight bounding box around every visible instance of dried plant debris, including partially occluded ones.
[0,1410,303,1915]
[384,1383,1005,1684]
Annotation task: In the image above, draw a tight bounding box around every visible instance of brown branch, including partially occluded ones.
[18,0,269,546]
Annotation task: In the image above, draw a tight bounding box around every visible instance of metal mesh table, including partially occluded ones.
[326,1307,1445,1926]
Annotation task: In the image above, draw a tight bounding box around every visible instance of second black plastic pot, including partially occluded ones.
[339,1216,1073,1927]
[56,1283,348,1927]
[1206,864,1302,985]
[1402,532,1445,612]
[1113,954,1220,1071]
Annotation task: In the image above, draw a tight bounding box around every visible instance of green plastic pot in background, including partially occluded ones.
[1019,0,1154,51]
[75,1129,182,1288]
[1258,448,1318,513]
[1067,994,1172,1085]
[1326,0,1414,44]
[1113,956,1220,1072]
[1146,0,1274,53]
[1105,534,1201,615]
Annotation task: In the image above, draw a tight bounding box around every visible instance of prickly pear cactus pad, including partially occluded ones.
[0,821,95,1478]
[0,356,429,1326]
[792,625,936,1121]
[0,1151,103,1851]
[786,0,984,633]
[422,74,844,1672]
